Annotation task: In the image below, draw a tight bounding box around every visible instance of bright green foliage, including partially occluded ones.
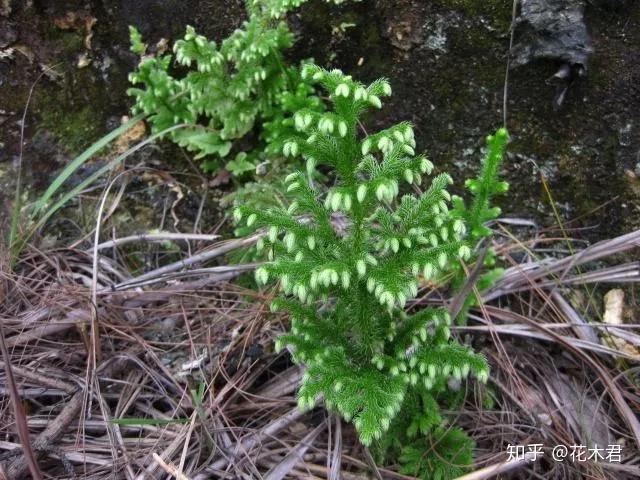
[127,0,353,174]
[398,427,475,480]
[129,26,146,55]
[449,132,510,323]
[375,383,475,479]
[234,63,509,467]
[256,0,352,18]
[380,389,475,479]
[452,133,509,241]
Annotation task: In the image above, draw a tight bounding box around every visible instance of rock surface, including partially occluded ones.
[511,0,593,69]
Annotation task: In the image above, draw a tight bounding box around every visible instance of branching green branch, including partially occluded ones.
[234,64,509,478]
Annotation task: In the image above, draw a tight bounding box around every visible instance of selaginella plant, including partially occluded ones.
[127,0,353,176]
[234,64,508,476]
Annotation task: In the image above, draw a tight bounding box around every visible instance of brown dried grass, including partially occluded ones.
[0,221,639,480]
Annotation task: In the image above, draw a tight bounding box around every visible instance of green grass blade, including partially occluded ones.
[11,124,183,259]
[32,125,182,230]
[109,417,189,426]
[32,113,145,215]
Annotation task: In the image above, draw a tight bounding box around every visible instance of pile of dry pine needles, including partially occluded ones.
[1,216,639,479]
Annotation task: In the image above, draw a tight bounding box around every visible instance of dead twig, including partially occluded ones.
[152,452,192,480]
[453,452,537,480]
[0,322,44,480]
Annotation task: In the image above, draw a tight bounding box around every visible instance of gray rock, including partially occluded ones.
[511,0,594,107]
[511,0,593,69]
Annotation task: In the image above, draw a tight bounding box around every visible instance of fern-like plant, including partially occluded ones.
[234,64,508,476]
[127,0,354,175]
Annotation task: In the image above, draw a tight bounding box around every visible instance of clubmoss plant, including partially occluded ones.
[127,0,355,176]
[234,63,509,475]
